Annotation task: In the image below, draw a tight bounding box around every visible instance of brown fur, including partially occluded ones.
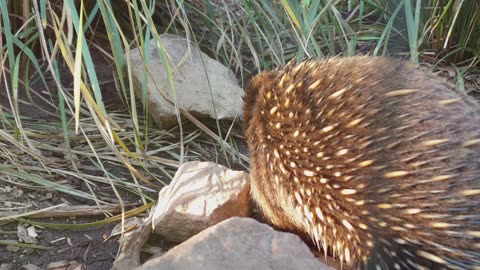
[244,56,480,269]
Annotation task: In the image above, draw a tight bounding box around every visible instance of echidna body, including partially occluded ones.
[243,56,480,269]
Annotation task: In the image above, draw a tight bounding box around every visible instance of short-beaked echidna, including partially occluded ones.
[243,56,480,269]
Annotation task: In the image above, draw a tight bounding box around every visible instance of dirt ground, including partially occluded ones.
[0,177,145,270]
[0,218,117,270]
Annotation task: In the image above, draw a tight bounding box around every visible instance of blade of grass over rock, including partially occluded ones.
[181,23,231,167]
[137,0,186,166]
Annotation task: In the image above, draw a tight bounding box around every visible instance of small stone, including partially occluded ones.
[21,265,42,270]
[0,263,15,270]
[150,161,251,242]
[26,226,38,238]
[46,260,69,269]
[17,224,38,244]
[46,260,82,270]
[6,245,19,252]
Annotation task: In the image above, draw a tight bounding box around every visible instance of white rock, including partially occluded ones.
[150,161,251,242]
[136,217,333,270]
[128,34,244,126]
[111,218,152,270]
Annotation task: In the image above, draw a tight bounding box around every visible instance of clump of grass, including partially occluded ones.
[0,0,244,227]
[181,0,478,72]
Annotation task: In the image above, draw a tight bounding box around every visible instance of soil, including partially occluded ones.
[1,218,117,270]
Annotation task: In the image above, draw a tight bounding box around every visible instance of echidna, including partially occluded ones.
[243,56,480,269]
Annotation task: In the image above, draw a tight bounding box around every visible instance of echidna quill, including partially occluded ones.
[243,56,480,269]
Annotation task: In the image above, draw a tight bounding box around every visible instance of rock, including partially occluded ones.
[0,263,15,270]
[150,161,251,243]
[17,223,38,244]
[136,217,332,270]
[111,217,152,270]
[128,34,244,127]
[46,260,83,270]
[21,265,42,270]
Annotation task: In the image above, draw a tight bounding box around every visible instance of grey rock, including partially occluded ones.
[136,217,333,270]
[128,34,244,127]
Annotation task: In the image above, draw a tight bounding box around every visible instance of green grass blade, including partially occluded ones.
[65,0,106,114]
[73,0,84,133]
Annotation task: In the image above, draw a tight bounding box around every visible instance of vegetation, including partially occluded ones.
[0,0,478,246]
